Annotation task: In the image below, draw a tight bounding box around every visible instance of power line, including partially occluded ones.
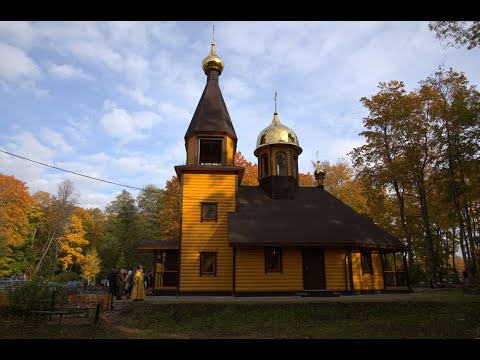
[0,148,175,197]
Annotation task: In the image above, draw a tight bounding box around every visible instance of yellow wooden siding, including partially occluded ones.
[180,173,236,291]
[324,249,347,291]
[235,247,303,291]
[351,252,384,290]
[226,136,235,166]
[186,136,196,165]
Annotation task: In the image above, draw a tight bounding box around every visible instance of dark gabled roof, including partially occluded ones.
[228,186,407,251]
[138,240,179,250]
[184,70,237,140]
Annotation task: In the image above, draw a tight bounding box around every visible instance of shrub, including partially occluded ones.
[462,285,480,295]
[53,271,79,283]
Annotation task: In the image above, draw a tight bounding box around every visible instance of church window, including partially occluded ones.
[200,252,217,276]
[265,247,282,273]
[276,152,287,175]
[261,153,269,178]
[199,137,222,165]
[201,202,218,222]
[361,251,373,274]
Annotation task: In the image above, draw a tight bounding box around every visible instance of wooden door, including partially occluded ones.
[302,248,326,290]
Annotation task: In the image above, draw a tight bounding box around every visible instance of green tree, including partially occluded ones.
[137,184,165,240]
[102,190,146,273]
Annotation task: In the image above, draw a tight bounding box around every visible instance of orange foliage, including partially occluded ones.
[298,172,316,187]
[159,176,181,240]
[234,152,259,186]
[0,174,36,248]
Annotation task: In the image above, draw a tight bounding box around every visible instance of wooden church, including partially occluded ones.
[138,37,410,295]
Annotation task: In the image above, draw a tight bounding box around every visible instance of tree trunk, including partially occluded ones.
[464,204,479,283]
[417,177,436,287]
[451,229,460,284]
[392,179,415,273]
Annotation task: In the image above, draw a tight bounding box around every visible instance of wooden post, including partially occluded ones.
[109,292,114,310]
[403,252,409,287]
[95,303,100,324]
[232,246,236,294]
[49,290,56,321]
[348,250,354,291]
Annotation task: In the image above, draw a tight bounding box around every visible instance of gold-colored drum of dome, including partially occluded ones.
[254,113,302,156]
[202,42,224,75]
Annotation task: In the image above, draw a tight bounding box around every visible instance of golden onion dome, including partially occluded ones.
[254,112,302,156]
[202,41,224,75]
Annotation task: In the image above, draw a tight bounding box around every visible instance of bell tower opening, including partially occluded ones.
[198,137,223,165]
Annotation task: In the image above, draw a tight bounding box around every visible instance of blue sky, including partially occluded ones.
[0,21,478,209]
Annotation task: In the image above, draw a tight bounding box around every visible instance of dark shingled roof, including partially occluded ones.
[229,186,406,250]
[185,70,237,140]
[138,240,179,249]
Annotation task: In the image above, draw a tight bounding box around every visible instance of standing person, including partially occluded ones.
[131,265,145,301]
[116,269,125,300]
[108,268,117,296]
[124,270,133,298]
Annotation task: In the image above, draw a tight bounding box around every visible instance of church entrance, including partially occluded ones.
[154,249,178,290]
[302,248,326,290]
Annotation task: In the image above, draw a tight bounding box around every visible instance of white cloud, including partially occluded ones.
[1,131,53,184]
[157,101,191,121]
[41,128,73,153]
[64,118,91,143]
[48,63,93,81]
[100,105,162,144]
[0,42,39,81]
[223,77,253,99]
[120,87,154,106]
[0,22,36,48]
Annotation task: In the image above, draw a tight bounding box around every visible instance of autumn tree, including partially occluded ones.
[159,176,181,241]
[235,152,259,185]
[30,180,80,277]
[57,214,89,271]
[298,172,316,187]
[0,174,37,276]
[80,248,101,284]
[350,81,420,274]
[85,208,106,249]
[428,21,480,50]
[420,66,480,282]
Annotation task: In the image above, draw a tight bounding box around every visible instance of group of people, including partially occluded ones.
[108,265,145,301]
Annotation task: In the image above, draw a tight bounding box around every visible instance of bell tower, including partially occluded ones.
[184,29,237,167]
[175,31,244,293]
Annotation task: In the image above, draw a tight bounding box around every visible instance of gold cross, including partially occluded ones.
[274,91,277,113]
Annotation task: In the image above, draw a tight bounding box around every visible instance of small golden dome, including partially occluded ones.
[202,41,224,75]
[254,112,302,156]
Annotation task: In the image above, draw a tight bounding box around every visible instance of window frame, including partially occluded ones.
[201,202,218,222]
[292,154,297,178]
[361,251,373,275]
[198,136,223,165]
[264,247,283,274]
[261,153,269,178]
[199,251,217,276]
[276,151,287,176]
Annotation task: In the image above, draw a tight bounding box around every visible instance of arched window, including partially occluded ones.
[276,152,287,176]
[292,154,297,178]
[261,154,269,178]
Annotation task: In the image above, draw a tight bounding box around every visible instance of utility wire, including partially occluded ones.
[0,148,183,198]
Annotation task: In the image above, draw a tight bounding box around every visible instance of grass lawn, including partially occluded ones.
[1,288,479,339]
